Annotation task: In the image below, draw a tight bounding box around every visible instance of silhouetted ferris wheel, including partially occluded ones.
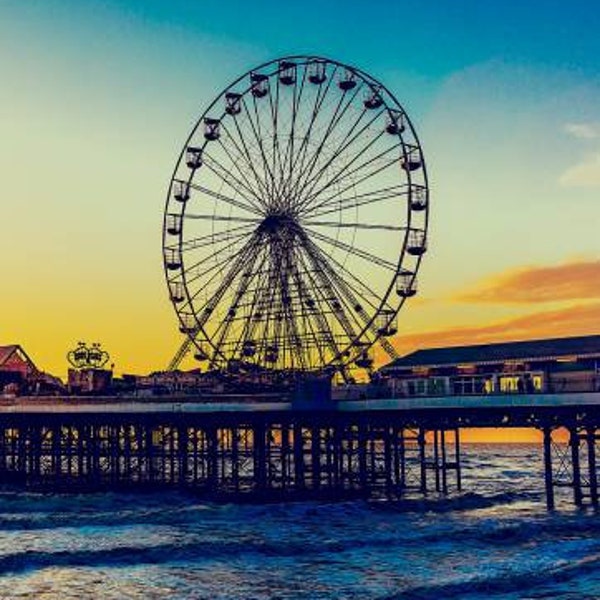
[163,55,429,376]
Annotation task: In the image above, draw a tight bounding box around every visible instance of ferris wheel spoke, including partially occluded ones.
[305,239,384,309]
[183,213,258,224]
[290,250,328,358]
[307,184,408,218]
[266,241,292,362]
[189,236,262,330]
[294,249,347,364]
[253,245,286,365]
[188,182,263,217]
[229,252,271,361]
[297,241,362,354]
[286,262,311,369]
[270,242,291,355]
[279,65,308,200]
[305,227,398,271]
[209,244,266,365]
[267,74,285,203]
[202,153,266,208]
[304,159,404,215]
[308,241,382,330]
[223,116,272,207]
[283,66,340,200]
[245,94,279,201]
[298,240,359,341]
[213,132,264,213]
[303,236,372,321]
[215,137,266,209]
[185,240,252,290]
[289,261,327,369]
[177,225,256,253]
[231,255,271,358]
[292,101,376,206]
[292,78,364,195]
[185,230,261,288]
[280,244,309,370]
[299,129,390,212]
[288,81,364,208]
[308,156,403,215]
[302,237,382,350]
[201,157,263,210]
[303,219,405,232]
[240,94,276,201]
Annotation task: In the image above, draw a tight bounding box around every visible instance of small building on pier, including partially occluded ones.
[380,334,600,397]
[0,344,64,395]
[0,345,37,382]
[67,368,113,395]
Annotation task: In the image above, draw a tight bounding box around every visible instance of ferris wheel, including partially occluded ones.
[163,55,429,376]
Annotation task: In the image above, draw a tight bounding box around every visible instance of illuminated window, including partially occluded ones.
[499,376,518,392]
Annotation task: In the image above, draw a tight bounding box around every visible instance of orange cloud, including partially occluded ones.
[457,260,600,304]
[389,302,600,358]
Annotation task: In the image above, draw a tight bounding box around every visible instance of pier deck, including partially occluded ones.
[0,393,598,508]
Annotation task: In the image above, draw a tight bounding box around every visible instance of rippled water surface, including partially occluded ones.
[0,444,598,599]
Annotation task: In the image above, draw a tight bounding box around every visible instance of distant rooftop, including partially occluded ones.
[0,345,22,367]
[383,334,600,370]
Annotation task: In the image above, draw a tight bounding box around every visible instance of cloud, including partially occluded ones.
[456,260,600,304]
[390,302,600,358]
[564,122,600,140]
[559,153,600,187]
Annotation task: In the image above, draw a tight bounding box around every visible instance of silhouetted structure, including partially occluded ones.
[0,392,598,509]
[0,345,63,395]
[381,334,600,396]
[66,342,112,394]
[163,56,429,379]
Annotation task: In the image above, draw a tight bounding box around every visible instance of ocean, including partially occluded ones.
[0,443,598,599]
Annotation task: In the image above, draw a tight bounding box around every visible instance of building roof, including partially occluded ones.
[0,345,19,366]
[383,334,600,370]
[0,345,37,370]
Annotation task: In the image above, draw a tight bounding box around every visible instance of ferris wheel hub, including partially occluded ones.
[260,212,296,232]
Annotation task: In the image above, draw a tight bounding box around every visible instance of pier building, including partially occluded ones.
[0,345,62,395]
[0,345,37,383]
[380,334,600,397]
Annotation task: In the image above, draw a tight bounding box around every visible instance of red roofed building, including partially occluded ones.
[0,345,64,395]
[0,345,38,380]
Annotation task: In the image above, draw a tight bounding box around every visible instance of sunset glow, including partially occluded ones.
[1,2,598,393]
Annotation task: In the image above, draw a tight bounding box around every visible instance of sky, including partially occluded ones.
[1,0,599,383]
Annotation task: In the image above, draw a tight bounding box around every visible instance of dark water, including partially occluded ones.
[0,444,598,599]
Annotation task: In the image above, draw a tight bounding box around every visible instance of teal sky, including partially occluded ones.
[1,0,599,375]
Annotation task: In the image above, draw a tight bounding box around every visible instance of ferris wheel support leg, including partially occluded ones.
[378,337,399,361]
[168,336,194,372]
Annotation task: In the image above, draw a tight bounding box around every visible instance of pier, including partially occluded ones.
[0,393,599,508]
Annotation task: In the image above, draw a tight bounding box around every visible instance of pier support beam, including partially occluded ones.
[587,427,599,507]
[418,428,427,494]
[293,423,305,490]
[543,427,555,510]
[454,428,462,492]
[570,427,583,507]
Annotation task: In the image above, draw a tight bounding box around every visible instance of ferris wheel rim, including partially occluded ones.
[162,55,429,373]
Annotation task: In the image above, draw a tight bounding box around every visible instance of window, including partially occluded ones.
[452,376,489,395]
[427,378,447,395]
[499,373,544,393]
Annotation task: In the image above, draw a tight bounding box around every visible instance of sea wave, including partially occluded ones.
[0,446,597,598]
